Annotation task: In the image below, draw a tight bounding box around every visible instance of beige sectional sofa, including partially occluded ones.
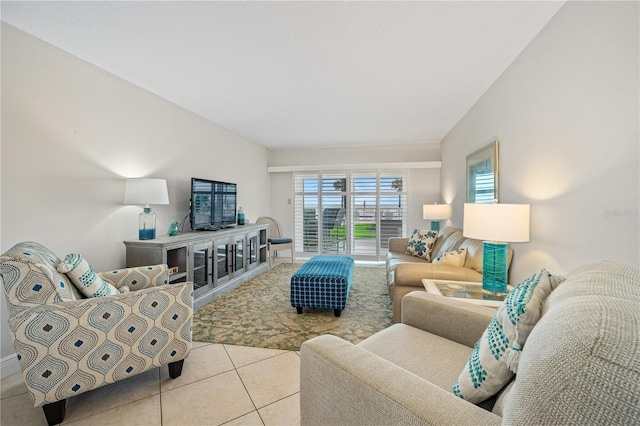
[386,226,512,322]
[300,260,640,425]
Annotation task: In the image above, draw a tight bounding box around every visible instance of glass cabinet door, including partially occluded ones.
[248,233,258,268]
[192,242,212,297]
[233,235,245,274]
[215,240,230,285]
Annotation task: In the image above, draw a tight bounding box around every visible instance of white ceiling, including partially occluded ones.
[1,1,564,150]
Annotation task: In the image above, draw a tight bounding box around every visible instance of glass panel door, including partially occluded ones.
[215,239,230,284]
[192,242,212,297]
[351,173,378,256]
[380,172,407,253]
[248,233,258,268]
[321,174,347,255]
[233,235,245,274]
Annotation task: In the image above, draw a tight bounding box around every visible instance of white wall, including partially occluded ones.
[0,24,270,372]
[268,144,442,241]
[441,1,639,282]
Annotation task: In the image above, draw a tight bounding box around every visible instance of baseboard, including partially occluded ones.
[1,352,21,379]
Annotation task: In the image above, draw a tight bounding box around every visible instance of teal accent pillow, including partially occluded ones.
[405,229,438,261]
[452,269,564,403]
[57,253,120,298]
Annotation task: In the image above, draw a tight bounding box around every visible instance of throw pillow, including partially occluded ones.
[432,248,467,267]
[452,269,562,403]
[57,253,120,298]
[405,229,438,261]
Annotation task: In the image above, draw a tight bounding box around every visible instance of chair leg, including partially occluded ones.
[42,399,66,426]
[168,359,185,379]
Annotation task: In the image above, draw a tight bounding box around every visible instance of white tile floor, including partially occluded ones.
[0,342,301,426]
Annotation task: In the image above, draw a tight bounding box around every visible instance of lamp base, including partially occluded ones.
[430,221,441,231]
[481,241,509,294]
[139,207,157,240]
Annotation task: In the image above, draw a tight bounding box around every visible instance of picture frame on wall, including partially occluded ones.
[466,140,499,203]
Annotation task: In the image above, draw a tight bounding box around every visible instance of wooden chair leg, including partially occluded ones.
[42,399,66,426]
[168,359,185,379]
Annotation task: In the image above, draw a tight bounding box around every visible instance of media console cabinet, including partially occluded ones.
[124,223,269,310]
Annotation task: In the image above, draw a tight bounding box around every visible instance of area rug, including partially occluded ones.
[192,262,394,351]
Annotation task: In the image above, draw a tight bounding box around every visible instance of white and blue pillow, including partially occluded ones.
[57,253,121,298]
[432,248,467,267]
[452,269,564,403]
[405,229,438,261]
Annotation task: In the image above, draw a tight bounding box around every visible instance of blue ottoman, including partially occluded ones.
[290,256,355,317]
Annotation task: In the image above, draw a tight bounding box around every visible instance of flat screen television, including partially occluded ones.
[190,177,237,230]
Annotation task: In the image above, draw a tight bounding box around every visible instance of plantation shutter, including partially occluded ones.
[294,170,407,261]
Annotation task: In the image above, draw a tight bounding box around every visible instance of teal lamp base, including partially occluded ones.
[430,221,441,231]
[482,241,509,294]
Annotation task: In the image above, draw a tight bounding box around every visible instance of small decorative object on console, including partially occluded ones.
[237,207,246,225]
[168,220,180,236]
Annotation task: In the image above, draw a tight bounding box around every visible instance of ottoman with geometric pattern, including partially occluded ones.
[290,255,354,317]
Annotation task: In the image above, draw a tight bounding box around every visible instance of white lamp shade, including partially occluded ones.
[123,178,170,205]
[463,203,530,242]
[423,203,452,220]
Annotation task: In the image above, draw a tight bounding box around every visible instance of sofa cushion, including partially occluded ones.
[503,296,640,424]
[405,229,438,261]
[359,323,472,391]
[431,227,466,261]
[501,261,640,424]
[432,248,467,267]
[459,239,485,273]
[57,253,121,297]
[452,269,558,403]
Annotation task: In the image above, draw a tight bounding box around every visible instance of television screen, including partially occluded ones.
[190,178,237,230]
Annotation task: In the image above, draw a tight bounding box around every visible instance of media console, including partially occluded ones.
[124,223,269,310]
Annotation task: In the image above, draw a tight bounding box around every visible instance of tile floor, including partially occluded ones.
[0,342,301,426]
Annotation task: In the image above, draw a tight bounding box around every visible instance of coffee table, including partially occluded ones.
[421,279,513,308]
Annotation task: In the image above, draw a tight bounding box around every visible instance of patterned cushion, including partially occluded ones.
[57,254,120,297]
[432,248,467,267]
[0,242,81,314]
[452,269,563,403]
[405,229,438,261]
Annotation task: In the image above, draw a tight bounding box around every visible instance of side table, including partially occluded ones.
[422,279,513,308]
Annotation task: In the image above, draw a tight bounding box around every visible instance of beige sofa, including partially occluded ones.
[387,226,512,322]
[300,260,640,425]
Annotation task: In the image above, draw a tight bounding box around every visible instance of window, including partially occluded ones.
[294,171,407,261]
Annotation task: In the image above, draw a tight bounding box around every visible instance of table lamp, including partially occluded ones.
[463,202,530,294]
[123,178,170,240]
[423,203,452,231]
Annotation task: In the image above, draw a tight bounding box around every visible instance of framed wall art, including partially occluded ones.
[466,140,499,203]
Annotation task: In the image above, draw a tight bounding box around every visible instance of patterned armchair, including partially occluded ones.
[0,242,193,426]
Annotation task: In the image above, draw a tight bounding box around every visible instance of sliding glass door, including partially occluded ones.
[294,170,407,261]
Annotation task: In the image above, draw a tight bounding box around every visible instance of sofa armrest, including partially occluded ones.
[300,335,501,426]
[98,264,169,291]
[388,237,409,253]
[7,282,192,407]
[401,291,494,347]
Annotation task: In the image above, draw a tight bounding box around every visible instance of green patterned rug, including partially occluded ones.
[192,262,394,351]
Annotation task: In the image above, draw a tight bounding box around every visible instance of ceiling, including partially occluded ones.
[1,1,564,150]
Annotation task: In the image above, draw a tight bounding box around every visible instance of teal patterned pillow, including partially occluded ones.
[452,269,561,403]
[405,229,439,261]
[57,253,120,298]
